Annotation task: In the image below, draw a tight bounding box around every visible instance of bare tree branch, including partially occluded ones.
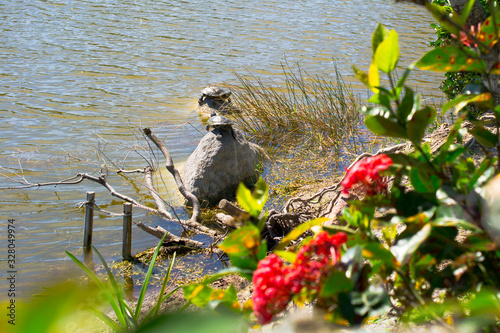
[143,166,175,221]
[142,127,201,222]
[134,222,203,248]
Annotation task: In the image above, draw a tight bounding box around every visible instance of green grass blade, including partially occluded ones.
[122,301,138,331]
[91,245,131,327]
[143,285,182,323]
[153,252,176,317]
[159,286,182,304]
[66,251,127,329]
[134,232,168,321]
[94,310,123,332]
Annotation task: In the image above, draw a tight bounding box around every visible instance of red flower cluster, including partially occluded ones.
[341,154,393,196]
[252,254,291,325]
[453,23,481,48]
[252,232,347,325]
[293,232,347,291]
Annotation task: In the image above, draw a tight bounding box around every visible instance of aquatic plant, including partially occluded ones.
[67,234,178,332]
[230,63,372,168]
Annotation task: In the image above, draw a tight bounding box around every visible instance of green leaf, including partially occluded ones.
[369,63,380,93]
[218,224,261,256]
[406,106,436,143]
[362,107,407,138]
[353,65,370,87]
[236,177,268,219]
[320,270,354,298]
[462,234,497,251]
[373,29,399,73]
[410,168,441,193]
[218,224,265,272]
[416,46,486,73]
[183,284,214,308]
[353,65,379,93]
[391,223,432,266]
[460,0,477,26]
[201,267,256,285]
[368,91,391,110]
[153,252,176,317]
[489,61,500,74]
[470,125,498,148]
[386,153,434,170]
[227,253,258,272]
[363,242,397,269]
[425,2,461,35]
[66,251,128,329]
[437,115,465,163]
[206,285,240,313]
[137,311,247,333]
[468,288,500,319]
[458,93,493,113]
[274,217,328,252]
[135,232,169,321]
[322,224,357,235]
[443,94,473,113]
[494,104,500,118]
[372,24,389,55]
[397,86,415,121]
[340,245,364,284]
[470,158,496,189]
[92,245,128,323]
[394,64,415,99]
[274,250,297,263]
[351,284,391,317]
[478,14,500,48]
[433,203,482,230]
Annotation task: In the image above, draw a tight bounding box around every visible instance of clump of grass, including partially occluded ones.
[228,63,377,194]
[231,63,370,158]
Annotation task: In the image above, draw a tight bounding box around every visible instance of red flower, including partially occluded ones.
[252,232,348,325]
[341,154,393,196]
[293,232,347,291]
[452,23,481,48]
[252,254,292,325]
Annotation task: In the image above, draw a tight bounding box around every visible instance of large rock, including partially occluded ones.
[183,128,264,207]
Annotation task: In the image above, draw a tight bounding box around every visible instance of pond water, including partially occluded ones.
[0,0,445,298]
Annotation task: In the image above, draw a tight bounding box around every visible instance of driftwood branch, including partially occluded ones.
[142,128,217,236]
[134,222,203,248]
[4,169,217,236]
[143,128,201,222]
[143,166,175,220]
[219,199,247,218]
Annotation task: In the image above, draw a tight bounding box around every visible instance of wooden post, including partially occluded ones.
[83,191,95,249]
[122,203,133,260]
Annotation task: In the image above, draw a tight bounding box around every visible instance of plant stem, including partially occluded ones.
[395,268,451,328]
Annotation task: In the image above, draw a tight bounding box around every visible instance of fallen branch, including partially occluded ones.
[215,213,237,229]
[134,222,203,248]
[143,128,201,221]
[143,166,175,221]
[219,199,247,218]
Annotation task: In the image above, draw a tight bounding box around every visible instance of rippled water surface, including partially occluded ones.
[0,0,444,296]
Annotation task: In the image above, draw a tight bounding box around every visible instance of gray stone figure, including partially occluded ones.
[183,114,264,206]
[196,86,235,118]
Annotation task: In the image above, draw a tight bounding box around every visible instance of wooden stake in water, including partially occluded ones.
[83,191,95,249]
[122,203,133,260]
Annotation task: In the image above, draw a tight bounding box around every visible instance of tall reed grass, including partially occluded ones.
[230,64,370,160]
[228,64,375,191]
